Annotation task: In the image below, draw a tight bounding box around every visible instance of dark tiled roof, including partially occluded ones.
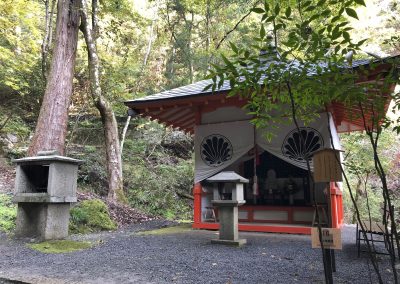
[125,57,396,105]
[129,79,231,103]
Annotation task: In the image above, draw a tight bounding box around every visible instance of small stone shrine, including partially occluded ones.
[13,150,81,240]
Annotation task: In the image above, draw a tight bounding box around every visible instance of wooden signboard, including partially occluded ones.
[311,228,342,250]
[313,149,343,182]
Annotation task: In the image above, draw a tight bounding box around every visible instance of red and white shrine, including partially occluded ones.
[125,57,397,234]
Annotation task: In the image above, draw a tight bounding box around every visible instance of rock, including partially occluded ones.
[6,134,18,144]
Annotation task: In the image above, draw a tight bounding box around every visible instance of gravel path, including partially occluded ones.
[0,222,396,284]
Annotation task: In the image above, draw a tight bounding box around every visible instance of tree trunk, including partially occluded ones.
[41,0,56,80]
[28,0,81,156]
[351,179,362,224]
[80,0,123,201]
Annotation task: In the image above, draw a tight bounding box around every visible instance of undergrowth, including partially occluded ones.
[68,118,194,221]
[0,193,17,232]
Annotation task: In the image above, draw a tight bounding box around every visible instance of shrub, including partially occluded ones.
[70,199,117,234]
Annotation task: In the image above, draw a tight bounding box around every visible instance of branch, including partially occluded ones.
[215,0,262,50]
[176,192,194,200]
[0,113,12,132]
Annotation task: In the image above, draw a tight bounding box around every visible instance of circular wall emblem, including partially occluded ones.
[200,134,233,167]
[281,127,324,163]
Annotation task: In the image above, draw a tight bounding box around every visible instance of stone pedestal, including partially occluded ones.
[211,200,246,246]
[15,203,70,240]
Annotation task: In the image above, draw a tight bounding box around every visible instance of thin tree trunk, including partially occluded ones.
[80,0,123,201]
[351,179,362,224]
[187,12,194,83]
[28,0,81,156]
[41,0,56,80]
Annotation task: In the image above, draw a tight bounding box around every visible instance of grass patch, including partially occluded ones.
[28,240,92,254]
[136,223,192,236]
[0,193,17,232]
[69,199,117,234]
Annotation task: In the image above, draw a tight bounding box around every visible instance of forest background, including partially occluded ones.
[0,0,399,231]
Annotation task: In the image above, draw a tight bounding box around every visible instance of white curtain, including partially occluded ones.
[194,120,254,183]
[194,113,340,182]
[256,113,339,170]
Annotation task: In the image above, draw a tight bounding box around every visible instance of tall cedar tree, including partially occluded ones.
[28,0,81,155]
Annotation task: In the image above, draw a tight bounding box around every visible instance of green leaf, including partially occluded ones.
[265,15,276,22]
[285,7,291,17]
[251,7,265,14]
[203,84,213,92]
[343,31,350,41]
[261,14,269,22]
[304,5,315,12]
[354,0,366,6]
[357,38,368,46]
[331,15,341,23]
[260,25,266,38]
[229,42,238,54]
[320,9,331,17]
[345,8,358,19]
[274,3,280,15]
[221,54,232,66]
[263,1,270,12]
[309,14,320,22]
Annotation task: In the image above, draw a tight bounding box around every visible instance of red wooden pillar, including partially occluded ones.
[193,183,202,226]
[337,192,343,226]
[193,107,202,228]
[329,182,338,228]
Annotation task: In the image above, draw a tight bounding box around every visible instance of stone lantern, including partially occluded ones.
[13,151,82,240]
[207,171,248,246]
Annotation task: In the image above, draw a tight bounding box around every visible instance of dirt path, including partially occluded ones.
[0,223,396,284]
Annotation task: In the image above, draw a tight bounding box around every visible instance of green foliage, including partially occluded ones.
[69,199,117,234]
[122,120,194,220]
[0,193,17,232]
[0,108,31,139]
[0,0,42,92]
[341,130,400,223]
[28,240,92,254]
[207,0,372,132]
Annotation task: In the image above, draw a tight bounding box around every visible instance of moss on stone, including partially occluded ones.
[69,199,117,234]
[28,240,92,253]
[136,224,192,236]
